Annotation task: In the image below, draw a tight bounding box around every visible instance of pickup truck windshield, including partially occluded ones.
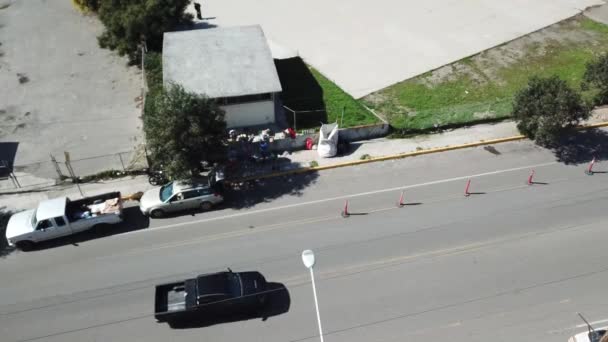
[160,182,174,202]
[30,209,37,228]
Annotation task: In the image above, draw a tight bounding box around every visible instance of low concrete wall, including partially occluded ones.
[267,123,390,153]
[339,123,390,142]
[268,133,315,152]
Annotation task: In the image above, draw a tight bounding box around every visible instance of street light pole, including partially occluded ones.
[302,249,324,342]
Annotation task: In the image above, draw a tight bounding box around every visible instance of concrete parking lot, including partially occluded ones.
[0,0,143,178]
[202,0,605,98]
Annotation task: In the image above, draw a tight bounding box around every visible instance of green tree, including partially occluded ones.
[143,84,227,180]
[582,53,608,106]
[97,0,192,62]
[72,0,99,12]
[513,76,589,146]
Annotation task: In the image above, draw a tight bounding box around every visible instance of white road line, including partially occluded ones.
[576,318,608,328]
[126,161,557,236]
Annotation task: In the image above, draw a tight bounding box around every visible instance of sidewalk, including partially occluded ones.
[2,108,607,212]
[289,121,519,167]
[288,108,608,167]
[0,176,154,212]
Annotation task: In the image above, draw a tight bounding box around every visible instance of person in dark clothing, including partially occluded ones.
[193,2,203,20]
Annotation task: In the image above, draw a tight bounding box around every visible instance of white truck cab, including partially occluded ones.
[5,192,123,250]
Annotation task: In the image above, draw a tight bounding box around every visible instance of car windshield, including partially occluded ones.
[196,272,242,301]
[159,182,174,202]
[590,330,607,342]
[30,209,37,228]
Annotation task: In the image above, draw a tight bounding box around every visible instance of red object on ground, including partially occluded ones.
[464,179,471,197]
[586,157,596,175]
[341,200,350,218]
[305,137,314,150]
[287,128,296,139]
[397,190,405,207]
[527,170,535,185]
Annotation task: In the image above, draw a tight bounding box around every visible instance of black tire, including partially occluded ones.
[150,209,165,218]
[15,240,35,251]
[200,201,213,211]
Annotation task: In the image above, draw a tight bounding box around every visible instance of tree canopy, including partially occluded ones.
[143,84,227,180]
[94,0,192,62]
[583,53,608,106]
[512,76,589,146]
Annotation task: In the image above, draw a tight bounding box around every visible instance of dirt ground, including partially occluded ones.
[0,0,144,180]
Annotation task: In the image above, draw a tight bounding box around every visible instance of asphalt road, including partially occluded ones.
[1,139,608,342]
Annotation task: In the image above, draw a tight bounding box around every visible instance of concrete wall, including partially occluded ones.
[339,123,390,142]
[222,100,275,128]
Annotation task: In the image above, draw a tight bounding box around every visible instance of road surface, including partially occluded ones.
[1,138,607,342]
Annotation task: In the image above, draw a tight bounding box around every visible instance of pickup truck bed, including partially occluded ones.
[66,191,122,222]
[154,280,197,322]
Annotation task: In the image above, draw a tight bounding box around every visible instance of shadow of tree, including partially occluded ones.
[174,21,218,31]
[553,129,608,165]
[225,171,319,209]
[169,281,290,329]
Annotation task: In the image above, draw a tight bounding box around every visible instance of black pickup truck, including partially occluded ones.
[154,269,268,325]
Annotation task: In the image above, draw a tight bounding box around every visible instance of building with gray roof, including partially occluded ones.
[163,25,282,128]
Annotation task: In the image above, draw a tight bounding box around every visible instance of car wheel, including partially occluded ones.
[200,201,213,211]
[150,209,165,218]
[16,240,35,251]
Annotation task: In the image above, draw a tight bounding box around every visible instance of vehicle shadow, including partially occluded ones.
[553,128,608,165]
[32,205,150,251]
[169,282,291,329]
[0,207,16,258]
[224,171,319,209]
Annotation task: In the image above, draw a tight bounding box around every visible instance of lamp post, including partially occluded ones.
[302,249,324,342]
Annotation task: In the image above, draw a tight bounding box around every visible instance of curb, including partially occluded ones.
[230,121,608,183]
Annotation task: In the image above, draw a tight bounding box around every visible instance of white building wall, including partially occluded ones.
[221,100,275,128]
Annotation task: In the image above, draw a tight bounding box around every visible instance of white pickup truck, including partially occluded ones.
[5,192,123,250]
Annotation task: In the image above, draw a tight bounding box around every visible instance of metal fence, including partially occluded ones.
[1,148,149,191]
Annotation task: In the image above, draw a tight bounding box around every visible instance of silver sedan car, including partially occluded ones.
[139,180,224,218]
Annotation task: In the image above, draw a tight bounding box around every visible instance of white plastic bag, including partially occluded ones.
[318,123,339,158]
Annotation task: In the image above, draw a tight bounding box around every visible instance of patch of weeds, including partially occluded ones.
[309,161,319,167]
[362,16,608,133]
[581,17,608,34]
[16,73,29,84]
[12,123,26,133]
[309,67,379,128]
[77,169,125,183]
[360,154,372,160]
[415,146,423,151]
